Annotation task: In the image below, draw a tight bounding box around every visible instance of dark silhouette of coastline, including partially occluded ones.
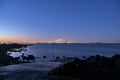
[49,54,120,80]
[0,43,28,66]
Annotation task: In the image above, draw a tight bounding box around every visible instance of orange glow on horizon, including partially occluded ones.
[0,36,51,43]
[1,36,116,44]
[0,36,76,43]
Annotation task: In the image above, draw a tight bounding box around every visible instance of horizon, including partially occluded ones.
[0,0,120,43]
[1,41,120,44]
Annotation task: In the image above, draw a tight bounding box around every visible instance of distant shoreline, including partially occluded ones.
[1,42,120,45]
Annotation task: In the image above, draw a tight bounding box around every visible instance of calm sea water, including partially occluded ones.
[10,43,120,61]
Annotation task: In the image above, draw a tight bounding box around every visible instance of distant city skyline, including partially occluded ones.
[0,0,120,43]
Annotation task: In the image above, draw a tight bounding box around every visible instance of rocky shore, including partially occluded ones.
[49,54,120,80]
[0,43,28,66]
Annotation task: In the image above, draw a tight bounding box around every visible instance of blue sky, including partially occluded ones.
[0,0,120,43]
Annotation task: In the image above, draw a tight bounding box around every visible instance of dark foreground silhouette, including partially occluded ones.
[0,43,28,66]
[49,54,120,80]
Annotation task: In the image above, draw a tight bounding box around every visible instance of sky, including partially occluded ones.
[0,0,120,43]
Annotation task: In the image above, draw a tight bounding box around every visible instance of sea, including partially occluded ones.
[10,43,120,61]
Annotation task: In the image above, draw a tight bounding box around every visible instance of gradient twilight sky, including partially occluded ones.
[0,0,120,43]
